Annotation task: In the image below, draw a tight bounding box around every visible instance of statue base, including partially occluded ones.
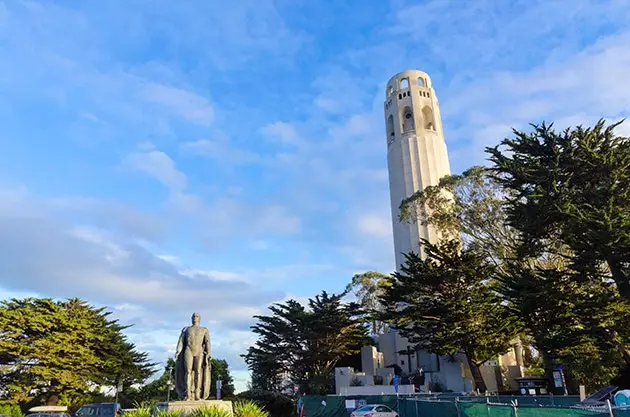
[155,400,234,416]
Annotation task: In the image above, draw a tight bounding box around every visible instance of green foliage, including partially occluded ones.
[345,271,391,336]
[380,239,520,392]
[485,119,630,389]
[210,359,235,399]
[487,119,630,300]
[399,165,519,266]
[233,400,269,417]
[0,297,155,406]
[156,412,184,417]
[0,405,23,417]
[243,291,369,394]
[496,259,630,389]
[189,408,231,417]
[235,391,293,417]
[120,404,153,417]
[394,120,630,390]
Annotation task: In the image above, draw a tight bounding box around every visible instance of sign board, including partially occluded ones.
[216,380,223,397]
[117,380,123,392]
[553,371,564,388]
[345,400,356,409]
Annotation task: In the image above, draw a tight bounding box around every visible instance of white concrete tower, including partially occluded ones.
[384,69,451,270]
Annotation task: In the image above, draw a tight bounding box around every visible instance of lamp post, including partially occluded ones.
[166,364,173,402]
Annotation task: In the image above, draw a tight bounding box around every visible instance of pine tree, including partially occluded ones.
[487,119,630,300]
[243,291,369,394]
[0,297,155,405]
[380,240,519,392]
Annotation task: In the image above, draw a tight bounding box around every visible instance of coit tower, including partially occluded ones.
[384,70,451,270]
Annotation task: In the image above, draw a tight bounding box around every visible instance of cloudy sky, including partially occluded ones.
[1,0,629,392]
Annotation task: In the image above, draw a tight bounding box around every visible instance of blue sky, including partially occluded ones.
[1,0,629,392]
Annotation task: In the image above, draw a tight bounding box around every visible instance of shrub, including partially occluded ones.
[0,405,23,417]
[121,405,153,417]
[235,390,294,417]
[189,407,231,417]
[233,401,269,417]
[155,411,184,417]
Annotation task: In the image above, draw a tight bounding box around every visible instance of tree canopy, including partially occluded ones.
[345,271,390,336]
[0,297,155,406]
[243,291,369,395]
[399,166,518,268]
[380,239,520,392]
[392,120,630,391]
[487,119,630,300]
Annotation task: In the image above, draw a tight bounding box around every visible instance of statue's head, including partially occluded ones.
[191,312,200,325]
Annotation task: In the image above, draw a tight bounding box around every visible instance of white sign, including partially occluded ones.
[216,380,222,399]
[345,400,356,409]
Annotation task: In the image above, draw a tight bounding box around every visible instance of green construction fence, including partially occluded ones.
[300,395,630,417]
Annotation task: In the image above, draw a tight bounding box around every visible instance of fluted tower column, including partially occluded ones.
[384,70,451,270]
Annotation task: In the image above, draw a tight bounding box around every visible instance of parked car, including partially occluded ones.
[75,403,121,417]
[350,404,398,417]
[26,406,71,417]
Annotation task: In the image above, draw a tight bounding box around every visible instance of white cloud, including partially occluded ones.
[139,82,214,127]
[356,213,392,241]
[442,30,630,170]
[0,193,289,385]
[180,138,262,165]
[259,122,300,144]
[124,149,188,191]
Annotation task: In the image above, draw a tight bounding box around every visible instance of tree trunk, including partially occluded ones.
[542,351,556,394]
[46,393,60,405]
[608,259,630,301]
[467,358,487,393]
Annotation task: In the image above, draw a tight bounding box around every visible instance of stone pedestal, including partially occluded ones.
[155,400,234,416]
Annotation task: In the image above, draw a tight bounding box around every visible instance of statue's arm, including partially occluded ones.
[204,328,211,360]
[175,328,186,358]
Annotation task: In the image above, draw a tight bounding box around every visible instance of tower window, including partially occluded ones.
[401,107,415,132]
[422,106,435,130]
[387,114,395,139]
[417,77,425,87]
[400,78,410,89]
[398,93,402,100]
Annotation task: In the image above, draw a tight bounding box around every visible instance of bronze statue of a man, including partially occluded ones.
[175,312,212,401]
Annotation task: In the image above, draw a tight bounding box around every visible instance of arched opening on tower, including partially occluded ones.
[387,114,395,139]
[417,77,425,87]
[401,107,415,133]
[422,106,435,130]
[400,78,410,89]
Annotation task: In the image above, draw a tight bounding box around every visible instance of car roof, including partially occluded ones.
[29,407,69,413]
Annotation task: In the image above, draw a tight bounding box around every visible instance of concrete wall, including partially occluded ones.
[361,346,381,375]
[339,385,415,395]
[480,365,501,392]
[334,367,353,395]
[503,365,524,391]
